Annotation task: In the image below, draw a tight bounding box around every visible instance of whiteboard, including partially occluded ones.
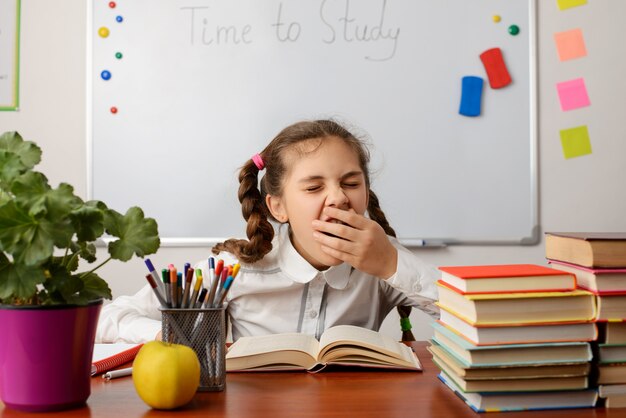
[89,0,537,246]
[0,0,20,110]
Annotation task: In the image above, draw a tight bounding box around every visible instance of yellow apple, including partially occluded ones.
[132,341,201,409]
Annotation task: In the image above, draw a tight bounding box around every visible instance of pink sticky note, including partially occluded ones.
[556,78,590,111]
[554,29,587,61]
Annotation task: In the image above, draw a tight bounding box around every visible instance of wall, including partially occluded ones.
[2,0,625,340]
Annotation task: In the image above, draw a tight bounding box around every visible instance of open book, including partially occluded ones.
[226,325,421,372]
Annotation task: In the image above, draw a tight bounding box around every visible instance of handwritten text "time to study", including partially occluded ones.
[181,0,401,62]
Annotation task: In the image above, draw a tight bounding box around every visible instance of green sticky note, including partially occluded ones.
[557,0,587,11]
[560,126,592,159]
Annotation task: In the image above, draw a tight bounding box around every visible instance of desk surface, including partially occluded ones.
[0,343,616,417]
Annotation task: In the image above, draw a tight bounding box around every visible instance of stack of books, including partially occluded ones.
[430,264,599,413]
[546,232,626,408]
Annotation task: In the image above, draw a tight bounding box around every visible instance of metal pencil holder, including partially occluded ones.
[160,307,226,391]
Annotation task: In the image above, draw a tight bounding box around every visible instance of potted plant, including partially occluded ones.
[0,131,160,412]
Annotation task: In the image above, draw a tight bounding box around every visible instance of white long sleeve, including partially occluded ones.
[96,284,162,343]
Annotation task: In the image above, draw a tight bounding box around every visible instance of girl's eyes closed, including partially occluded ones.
[304,182,361,192]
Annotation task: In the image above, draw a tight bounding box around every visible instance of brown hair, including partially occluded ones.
[212,119,396,263]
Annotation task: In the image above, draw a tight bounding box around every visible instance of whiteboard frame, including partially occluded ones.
[86,0,539,248]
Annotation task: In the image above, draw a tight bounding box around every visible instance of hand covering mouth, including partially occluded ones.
[321,218,348,239]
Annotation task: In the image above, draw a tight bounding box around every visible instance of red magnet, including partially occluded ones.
[110,106,118,114]
[479,47,512,89]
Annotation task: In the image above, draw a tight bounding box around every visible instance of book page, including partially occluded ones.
[92,343,140,362]
[318,325,413,363]
[227,333,319,359]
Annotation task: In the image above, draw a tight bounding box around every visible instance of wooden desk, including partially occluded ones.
[0,343,615,417]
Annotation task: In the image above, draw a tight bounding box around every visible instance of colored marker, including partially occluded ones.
[196,288,208,308]
[161,268,171,307]
[217,276,234,307]
[213,268,228,306]
[145,274,167,308]
[169,266,178,308]
[207,258,222,310]
[177,272,183,308]
[144,259,165,294]
[103,367,133,380]
[232,263,241,278]
[183,262,191,282]
[189,269,203,309]
[181,267,194,308]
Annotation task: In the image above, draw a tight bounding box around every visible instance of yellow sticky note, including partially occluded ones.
[557,0,587,11]
[554,29,587,61]
[560,126,592,159]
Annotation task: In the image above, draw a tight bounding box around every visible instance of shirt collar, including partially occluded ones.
[276,225,351,290]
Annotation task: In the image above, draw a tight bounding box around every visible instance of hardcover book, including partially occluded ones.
[438,372,598,412]
[598,322,626,344]
[431,322,593,367]
[548,259,626,294]
[225,325,421,372]
[598,344,626,364]
[545,232,626,268]
[595,294,626,321]
[435,361,588,392]
[438,264,576,294]
[438,309,598,346]
[428,342,590,380]
[436,282,596,326]
[597,363,626,385]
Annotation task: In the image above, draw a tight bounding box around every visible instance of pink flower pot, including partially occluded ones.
[0,300,102,412]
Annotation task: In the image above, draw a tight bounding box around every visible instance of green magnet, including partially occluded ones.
[508,24,520,36]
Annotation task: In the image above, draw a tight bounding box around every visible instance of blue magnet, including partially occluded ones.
[459,76,484,117]
[116,15,123,23]
[101,70,112,81]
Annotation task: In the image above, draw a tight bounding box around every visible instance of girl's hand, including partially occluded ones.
[312,207,398,279]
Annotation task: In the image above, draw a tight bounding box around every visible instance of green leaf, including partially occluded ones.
[0,254,46,301]
[0,132,42,192]
[13,174,83,222]
[78,242,97,263]
[0,150,28,192]
[85,200,108,211]
[0,132,42,170]
[0,200,74,265]
[80,272,112,301]
[104,207,160,261]
[10,171,50,217]
[70,206,105,242]
[0,200,39,254]
[42,265,83,305]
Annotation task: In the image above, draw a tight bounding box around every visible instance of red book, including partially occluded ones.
[438,264,576,294]
[548,259,626,295]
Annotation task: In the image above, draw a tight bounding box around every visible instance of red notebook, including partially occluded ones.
[438,264,577,294]
[91,343,143,376]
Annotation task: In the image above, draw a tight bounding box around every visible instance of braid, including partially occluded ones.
[367,190,396,238]
[397,305,416,342]
[212,160,274,263]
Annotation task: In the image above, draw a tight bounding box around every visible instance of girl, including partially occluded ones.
[96,120,439,343]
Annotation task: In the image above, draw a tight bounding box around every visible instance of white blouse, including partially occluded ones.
[96,226,440,343]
